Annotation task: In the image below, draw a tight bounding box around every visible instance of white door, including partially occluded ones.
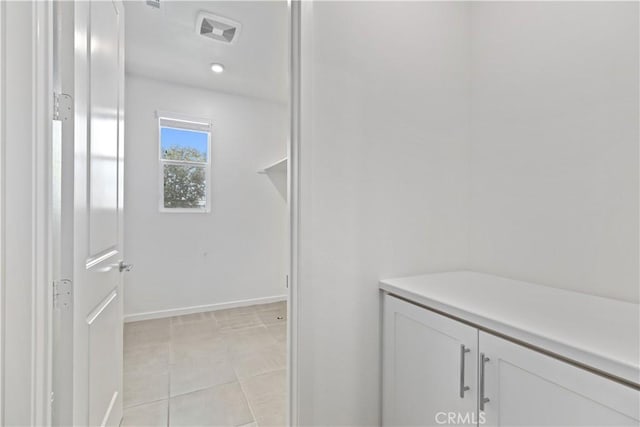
[383,295,479,427]
[480,332,640,426]
[71,1,126,425]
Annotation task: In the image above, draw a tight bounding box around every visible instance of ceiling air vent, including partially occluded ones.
[196,12,241,44]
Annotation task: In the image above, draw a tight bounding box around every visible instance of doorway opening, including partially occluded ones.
[121,1,291,425]
[50,1,295,426]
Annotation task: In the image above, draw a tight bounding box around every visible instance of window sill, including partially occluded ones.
[159,207,211,214]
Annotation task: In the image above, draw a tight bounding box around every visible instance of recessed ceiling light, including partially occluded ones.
[210,63,225,74]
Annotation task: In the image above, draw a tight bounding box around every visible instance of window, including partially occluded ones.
[158,114,212,212]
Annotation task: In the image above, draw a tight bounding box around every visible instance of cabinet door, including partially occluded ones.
[480,332,640,426]
[383,295,479,426]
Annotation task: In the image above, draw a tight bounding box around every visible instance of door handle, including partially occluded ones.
[459,344,471,398]
[119,261,133,273]
[479,353,490,411]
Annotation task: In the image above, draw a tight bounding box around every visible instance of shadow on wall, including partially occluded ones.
[266,172,286,199]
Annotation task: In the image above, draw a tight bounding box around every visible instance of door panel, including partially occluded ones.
[480,332,640,426]
[70,0,125,426]
[383,295,478,427]
[89,0,120,259]
[87,291,120,427]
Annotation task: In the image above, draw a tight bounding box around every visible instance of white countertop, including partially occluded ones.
[380,271,640,386]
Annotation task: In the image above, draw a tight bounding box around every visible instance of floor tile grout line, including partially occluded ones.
[124,302,287,426]
[123,396,169,410]
[237,375,259,427]
[167,377,240,400]
[166,372,171,427]
[239,368,288,427]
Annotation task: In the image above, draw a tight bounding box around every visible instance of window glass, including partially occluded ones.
[160,127,208,163]
[163,164,207,209]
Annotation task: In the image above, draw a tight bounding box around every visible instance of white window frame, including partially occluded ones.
[157,111,212,213]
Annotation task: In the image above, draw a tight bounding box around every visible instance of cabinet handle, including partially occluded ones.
[459,344,471,398]
[479,353,490,411]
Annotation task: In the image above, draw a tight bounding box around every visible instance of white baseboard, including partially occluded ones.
[123,295,288,323]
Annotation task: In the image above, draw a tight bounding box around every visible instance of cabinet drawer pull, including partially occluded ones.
[480,353,490,410]
[459,344,471,398]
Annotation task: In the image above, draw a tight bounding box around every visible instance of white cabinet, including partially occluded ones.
[382,294,640,427]
[383,295,478,426]
[480,332,639,426]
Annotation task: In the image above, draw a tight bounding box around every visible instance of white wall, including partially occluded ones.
[299,3,471,424]
[299,1,638,425]
[124,75,287,318]
[468,2,639,303]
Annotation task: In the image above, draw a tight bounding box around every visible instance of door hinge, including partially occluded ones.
[53,92,73,122]
[53,279,72,310]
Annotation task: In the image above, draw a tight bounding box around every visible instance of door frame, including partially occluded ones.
[288,1,313,424]
[0,0,54,425]
[288,1,301,425]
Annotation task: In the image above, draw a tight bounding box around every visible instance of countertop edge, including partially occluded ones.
[379,279,640,388]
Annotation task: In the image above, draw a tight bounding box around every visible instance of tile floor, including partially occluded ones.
[123,301,287,427]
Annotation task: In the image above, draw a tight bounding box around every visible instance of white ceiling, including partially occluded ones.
[124,1,288,103]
